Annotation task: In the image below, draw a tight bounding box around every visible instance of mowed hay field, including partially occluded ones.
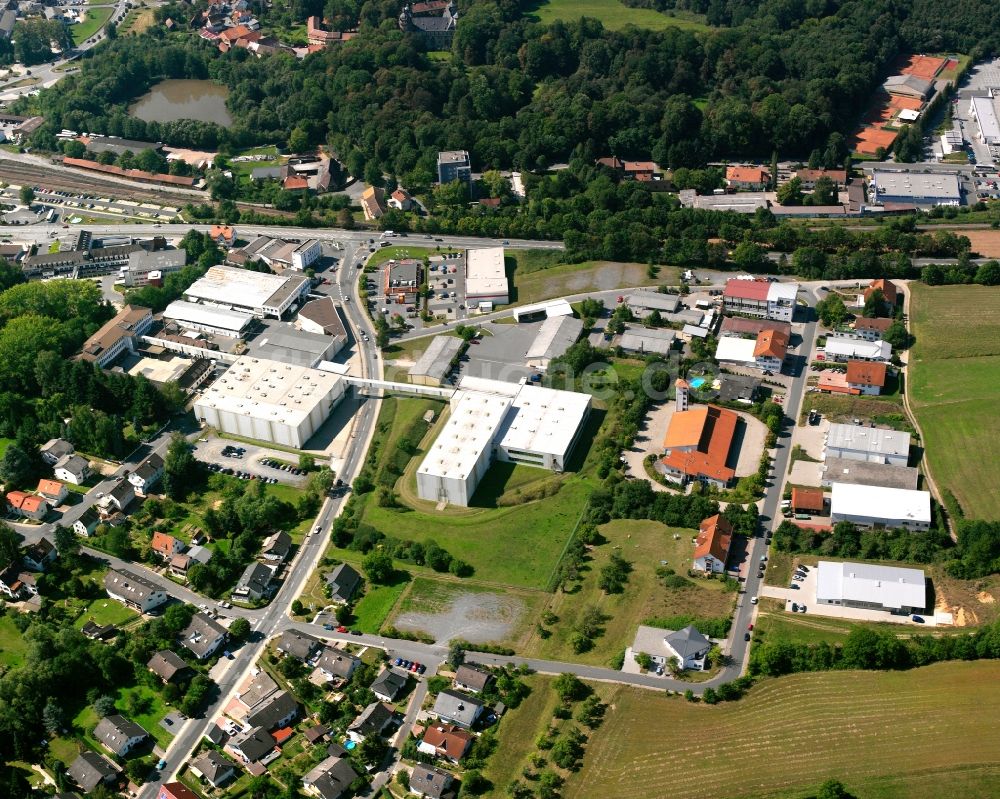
[528,0,712,31]
[908,284,1000,518]
[562,661,1000,799]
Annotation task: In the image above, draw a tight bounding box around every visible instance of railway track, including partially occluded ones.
[0,159,298,219]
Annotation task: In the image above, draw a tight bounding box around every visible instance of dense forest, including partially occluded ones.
[18,0,1000,176]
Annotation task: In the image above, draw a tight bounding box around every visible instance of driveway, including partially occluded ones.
[193,437,309,487]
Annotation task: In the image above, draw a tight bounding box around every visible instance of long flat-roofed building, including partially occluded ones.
[78,305,153,367]
[255,328,340,368]
[823,337,892,363]
[825,423,910,466]
[525,315,583,369]
[122,248,186,287]
[465,247,509,305]
[184,266,310,318]
[164,300,252,338]
[817,560,926,615]
[830,482,931,530]
[869,170,961,207]
[722,279,798,322]
[970,95,1000,145]
[194,356,345,447]
[619,325,675,356]
[416,379,590,507]
[409,336,463,386]
[626,289,681,316]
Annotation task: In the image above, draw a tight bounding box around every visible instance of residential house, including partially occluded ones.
[129,453,165,495]
[210,225,237,247]
[158,783,201,799]
[791,487,826,515]
[104,569,169,613]
[82,621,118,640]
[409,765,454,799]
[431,690,483,729]
[187,545,214,566]
[360,186,386,221]
[717,374,761,404]
[100,479,136,515]
[418,723,473,763]
[388,189,414,211]
[68,752,118,793]
[74,506,100,537]
[36,479,68,505]
[7,490,49,521]
[151,531,185,561]
[228,726,277,765]
[0,565,34,601]
[147,650,189,683]
[845,360,888,396]
[277,630,323,661]
[169,554,192,577]
[370,668,407,702]
[852,316,893,341]
[40,438,74,466]
[0,10,15,40]
[190,750,236,788]
[260,530,292,563]
[315,646,360,681]
[94,714,148,756]
[453,664,491,694]
[302,754,358,799]
[246,690,298,731]
[234,561,273,601]
[303,724,330,745]
[325,563,361,604]
[347,702,394,742]
[663,625,712,670]
[692,514,733,574]
[22,537,57,571]
[722,279,798,323]
[796,168,847,190]
[863,277,899,309]
[236,670,279,713]
[719,317,791,339]
[753,328,788,372]
[180,612,227,659]
[725,165,770,191]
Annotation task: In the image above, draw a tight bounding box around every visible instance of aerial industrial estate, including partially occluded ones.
[2,1,1000,799]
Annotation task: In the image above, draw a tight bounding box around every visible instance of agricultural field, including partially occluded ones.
[525,0,712,31]
[520,520,736,666]
[908,284,1000,518]
[562,661,1000,799]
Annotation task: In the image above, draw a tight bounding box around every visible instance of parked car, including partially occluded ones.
[750,596,758,604]
[911,614,924,623]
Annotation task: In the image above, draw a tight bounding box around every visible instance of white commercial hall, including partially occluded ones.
[184,265,311,318]
[416,376,591,506]
[829,482,932,530]
[816,560,926,615]
[193,356,346,448]
[465,247,509,305]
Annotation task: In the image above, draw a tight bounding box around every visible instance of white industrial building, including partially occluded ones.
[416,378,591,507]
[164,300,252,338]
[465,247,509,305]
[714,336,757,366]
[829,482,932,530]
[184,266,311,318]
[823,337,891,363]
[525,315,583,369]
[512,299,573,322]
[825,423,910,466]
[816,560,926,615]
[869,170,962,207]
[970,94,1000,146]
[193,356,345,447]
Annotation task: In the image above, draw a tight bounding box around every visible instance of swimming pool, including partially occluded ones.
[689,376,707,389]
[344,740,357,750]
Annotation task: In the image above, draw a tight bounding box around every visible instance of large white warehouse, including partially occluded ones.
[416,378,590,507]
[830,482,932,531]
[184,265,311,318]
[465,247,509,305]
[193,356,345,448]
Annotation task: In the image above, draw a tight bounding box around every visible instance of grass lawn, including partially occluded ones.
[352,581,407,633]
[507,251,676,306]
[72,598,139,629]
[525,0,712,31]
[562,660,1000,799]
[72,7,112,44]
[0,437,12,459]
[365,244,439,270]
[521,520,736,666]
[798,391,910,431]
[0,615,28,668]
[908,284,1000,518]
[481,674,561,792]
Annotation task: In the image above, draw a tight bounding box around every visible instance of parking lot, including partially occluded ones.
[454,321,542,384]
[193,436,310,487]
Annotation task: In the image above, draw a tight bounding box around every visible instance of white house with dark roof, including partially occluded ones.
[325,563,361,604]
[104,568,169,612]
[409,764,454,799]
[94,714,148,756]
[234,561,274,600]
[128,452,164,495]
[190,749,236,788]
[663,625,712,670]
[40,438,74,466]
[54,453,91,485]
[370,668,408,702]
[180,612,227,659]
[431,689,483,729]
